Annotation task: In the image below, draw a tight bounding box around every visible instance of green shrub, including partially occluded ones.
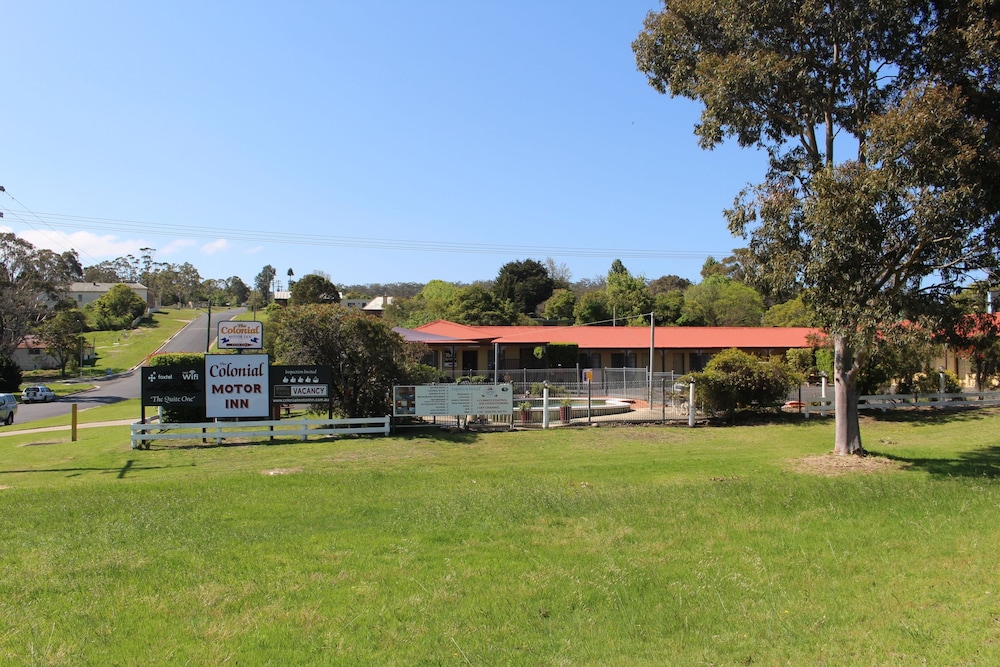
[529,382,567,397]
[0,354,23,392]
[692,348,799,421]
[897,369,962,395]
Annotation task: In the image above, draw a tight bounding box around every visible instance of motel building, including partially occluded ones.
[396,320,822,380]
[394,319,988,388]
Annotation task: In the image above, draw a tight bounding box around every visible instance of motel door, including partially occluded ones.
[462,350,478,374]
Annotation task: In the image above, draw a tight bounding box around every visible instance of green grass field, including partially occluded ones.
[2,407,999,664]
[20,308,206,388]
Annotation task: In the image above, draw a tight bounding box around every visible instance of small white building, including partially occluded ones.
[68,282,150,309]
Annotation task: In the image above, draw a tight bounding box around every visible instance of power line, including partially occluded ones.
[0,207,730,261]
[0,195,102,263]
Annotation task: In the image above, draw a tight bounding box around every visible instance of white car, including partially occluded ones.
[0,393,17,425]
[21,385,56,403]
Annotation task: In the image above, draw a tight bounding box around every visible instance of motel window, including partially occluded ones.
[610,352,637,368]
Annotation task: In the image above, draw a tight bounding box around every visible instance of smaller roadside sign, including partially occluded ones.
[218,321,264,349]
[141,364,206,407]
[271,365,333,405]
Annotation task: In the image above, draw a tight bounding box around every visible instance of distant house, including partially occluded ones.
[362,295,393,317]
[12,335,95,372]
[271,292,393,315]
[68,282,150,310]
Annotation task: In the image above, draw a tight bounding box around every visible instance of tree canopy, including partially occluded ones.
[289,274,341,306]
[635,0,1000,454]
[271,304,420,417]
[0,233,80,361]
[493,259,554,315]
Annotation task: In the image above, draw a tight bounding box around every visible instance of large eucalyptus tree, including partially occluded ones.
[635,0,1000,454]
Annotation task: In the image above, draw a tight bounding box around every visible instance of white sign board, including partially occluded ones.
[217,321,264,349]
[393,384,514,417]
[206,354,270,418]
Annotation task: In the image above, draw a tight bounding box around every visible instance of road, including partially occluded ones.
[12,308,246,426]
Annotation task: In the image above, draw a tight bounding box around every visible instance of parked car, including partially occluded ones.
[21,385,56,403]
[0,393,17,425]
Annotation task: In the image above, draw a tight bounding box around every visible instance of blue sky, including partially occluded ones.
[1,1,768,290]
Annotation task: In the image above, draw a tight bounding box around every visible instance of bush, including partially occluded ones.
[529,382,567,397]
[897,369,962,395]
[692,348,799,421]
[89,284,147,331]
[0,355,23,392]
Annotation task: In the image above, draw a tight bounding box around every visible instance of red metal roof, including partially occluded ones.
[415,320,821,350]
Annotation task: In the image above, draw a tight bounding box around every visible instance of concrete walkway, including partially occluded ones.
[0,419,136,437]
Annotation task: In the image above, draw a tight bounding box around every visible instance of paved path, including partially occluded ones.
[0,420,136,437]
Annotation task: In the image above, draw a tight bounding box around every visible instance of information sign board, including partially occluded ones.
[393,384,514,417]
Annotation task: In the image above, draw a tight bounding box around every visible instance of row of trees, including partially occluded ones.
[381,255,807,329]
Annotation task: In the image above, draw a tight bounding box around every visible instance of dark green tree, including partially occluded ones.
[255,265,277,304]
[226,276,251,305]
[0,234,79,359]
[272,304,418,417]
[290,274,341,306]
[493,259,554,315]
[0,354,22,392]
[635,0,1000,454]
[89,284,147,330]
[38,308,88,378]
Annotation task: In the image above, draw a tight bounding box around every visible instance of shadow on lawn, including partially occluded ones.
[0,459,187,479]
[860,407,1000,478]
[871,446,1000,478]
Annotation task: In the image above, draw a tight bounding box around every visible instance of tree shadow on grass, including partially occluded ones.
[860,405,997,427]
[868,446,1000,478]
[0,459,187,479]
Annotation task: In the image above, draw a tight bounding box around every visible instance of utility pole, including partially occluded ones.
[205,302,212,353]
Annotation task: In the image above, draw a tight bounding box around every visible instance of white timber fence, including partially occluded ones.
[131,416,391,449]
[804,391,1000,417]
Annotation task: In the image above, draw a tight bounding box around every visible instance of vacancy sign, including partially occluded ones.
[217,321,264,349]
[205,354,270,418]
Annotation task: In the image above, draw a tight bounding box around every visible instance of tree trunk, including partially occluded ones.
[833,334,864,455]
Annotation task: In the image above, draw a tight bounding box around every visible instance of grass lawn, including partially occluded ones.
[1,409,1000,664]
[20,308,206,386]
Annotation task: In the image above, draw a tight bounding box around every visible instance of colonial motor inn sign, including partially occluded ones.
[141,365,205,407]
[205,354,270,418]
[217,320,263,350]
[271,365,333,405]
